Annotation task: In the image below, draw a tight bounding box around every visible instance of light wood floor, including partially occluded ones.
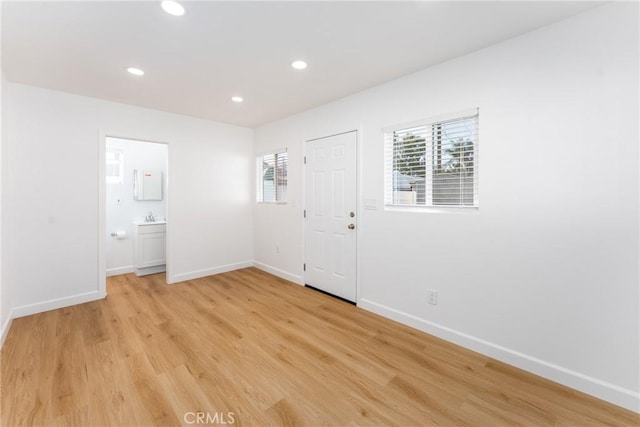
[1,268,637,426]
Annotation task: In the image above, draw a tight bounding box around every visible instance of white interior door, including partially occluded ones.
[304,131,357,302]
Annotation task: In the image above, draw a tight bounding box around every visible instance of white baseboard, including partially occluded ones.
[168,261,254,284]
[0,311,14,348]
[106,265,134,277]
[135,265,166,277]
[12,290,103,319]
[252,261,303,285]
[358,298,639,413]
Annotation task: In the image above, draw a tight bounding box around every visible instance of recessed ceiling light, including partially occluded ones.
[231,96,243,103]
[291,60,308,70]
[161,1,185,16]
[126,67,145,76]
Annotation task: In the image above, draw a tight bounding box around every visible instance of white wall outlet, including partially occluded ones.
[116,197,122,206]
[427,289,438,305]
[275,244,280,254]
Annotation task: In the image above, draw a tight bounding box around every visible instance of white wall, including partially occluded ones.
[253,3,639,411]
[0,72,11,345]
[106,137,168,276]
[0,2,10,346]
[4,83,254,316]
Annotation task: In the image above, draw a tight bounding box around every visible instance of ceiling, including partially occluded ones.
[2,1,601,128]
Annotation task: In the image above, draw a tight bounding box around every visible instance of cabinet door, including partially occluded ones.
[137,232,166,268]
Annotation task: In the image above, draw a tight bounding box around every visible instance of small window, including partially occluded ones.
[257,150,288,203]
[106,150,124,184]
[384,110,478,208]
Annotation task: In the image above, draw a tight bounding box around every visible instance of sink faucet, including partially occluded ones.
[145,211,156,222]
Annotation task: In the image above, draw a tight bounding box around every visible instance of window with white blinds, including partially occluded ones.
[257,150,288,203]
[384,110,478,207]
[106,150,124,184]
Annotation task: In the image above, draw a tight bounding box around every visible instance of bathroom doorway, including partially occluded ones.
[99,136,169,295]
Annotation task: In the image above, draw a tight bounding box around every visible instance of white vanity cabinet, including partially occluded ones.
[133,221,166,276]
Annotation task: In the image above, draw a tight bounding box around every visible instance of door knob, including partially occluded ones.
[348,224,355,230]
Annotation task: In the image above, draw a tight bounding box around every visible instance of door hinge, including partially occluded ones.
[304,156,306,164]
[303,209,306,218]
[303,263,306,271]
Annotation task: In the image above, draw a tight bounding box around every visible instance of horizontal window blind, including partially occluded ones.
[257,150,288,203]
[105,150,123,184]
[384,110,478,207]
[275,151,288,202]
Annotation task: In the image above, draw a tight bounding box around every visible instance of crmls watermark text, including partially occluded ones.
[183,411,236,425]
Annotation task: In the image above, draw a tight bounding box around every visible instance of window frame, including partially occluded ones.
[384,108,479,210]
[105,149,124,184]
[256,149,288,204]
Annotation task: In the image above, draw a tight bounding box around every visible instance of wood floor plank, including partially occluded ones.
[123,352,182,426]
[156,364,217,426]
[1,268,638,426]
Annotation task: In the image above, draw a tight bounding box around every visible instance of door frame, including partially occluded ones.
[301,126,363,305]
[97,130,171,298]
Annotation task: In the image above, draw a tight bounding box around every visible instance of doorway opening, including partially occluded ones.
[103,136,169,288]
